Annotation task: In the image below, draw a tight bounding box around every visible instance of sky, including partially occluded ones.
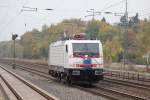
[0,0,150,41]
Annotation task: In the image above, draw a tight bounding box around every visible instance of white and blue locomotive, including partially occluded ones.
[48,36,104,84]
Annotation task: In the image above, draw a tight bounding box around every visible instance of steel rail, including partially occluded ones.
[0,60,149,100]
[0,65,59,100]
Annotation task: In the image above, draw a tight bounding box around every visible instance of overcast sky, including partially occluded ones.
[0,0,149,41]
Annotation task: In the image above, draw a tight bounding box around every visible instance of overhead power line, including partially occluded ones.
[101,0,126,11]
[102,0,117,9]
[138,8,150,13]
[21,6,53,12]
[0,10,22,33]
[140,12,150,17]
[0,4,53,33]
[0,5,9,7]
[85,9,101,20]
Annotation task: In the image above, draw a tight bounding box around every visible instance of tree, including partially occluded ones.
[0,18,149,65]
[104,36,123,63]
[120,15,126,26]
[101,17,106,23]
[129,13,139,27]
[86,20,100,39]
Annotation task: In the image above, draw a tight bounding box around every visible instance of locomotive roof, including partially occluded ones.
[50,39,102,46]
[65,40,101,43]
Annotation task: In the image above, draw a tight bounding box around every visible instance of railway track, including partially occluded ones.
[104,78,150,91]
[0,65,59,100]
[4,60,150,88]
[9,63,150,99]
[86,86,147,100]
[7,61,150,89]
[3,59,150,84]
[0,60,150,100]
[95,84,149,100]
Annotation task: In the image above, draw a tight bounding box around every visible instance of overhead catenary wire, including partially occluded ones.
[101,0,126,12]
[84,0,127,21]
[140,12,150,17]
[0,5,9,7]
[101,0,150,18]
[0,0,28,8]
[0,10,23,33]
[137,8,150,17]
[85,9,101,20]
[85,0,127,20]
[0,0,28,33]
[0,1,53,34]
[102,0,118,10]
[137,8,150,13]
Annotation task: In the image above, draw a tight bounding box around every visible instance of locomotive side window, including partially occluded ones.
[66,45,68,53]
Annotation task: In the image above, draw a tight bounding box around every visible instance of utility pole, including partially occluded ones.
[143,52,150,72]
[100,0,130,69]
[12,34,18,69]
[91,9,95,20]
[123,0,128,69]
[146,52,150,71]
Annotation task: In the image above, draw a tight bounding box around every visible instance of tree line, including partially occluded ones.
[0,15,149,64]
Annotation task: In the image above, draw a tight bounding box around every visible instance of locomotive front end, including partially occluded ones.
[68,40,104,83]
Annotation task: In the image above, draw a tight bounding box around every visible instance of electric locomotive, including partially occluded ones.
[48,34,103,84]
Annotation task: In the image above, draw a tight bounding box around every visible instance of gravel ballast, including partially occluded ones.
[0,63,108,100]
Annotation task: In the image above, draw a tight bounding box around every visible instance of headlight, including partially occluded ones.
[95,70,103,75]
[72,70,80,75]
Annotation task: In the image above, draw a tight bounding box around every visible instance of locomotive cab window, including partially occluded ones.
[66,45,68,53]
[73,43,99,57]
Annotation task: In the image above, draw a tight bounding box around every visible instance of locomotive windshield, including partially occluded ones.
[73,43,99,57]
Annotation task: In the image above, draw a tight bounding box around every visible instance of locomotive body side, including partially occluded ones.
[48,41,67,72]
